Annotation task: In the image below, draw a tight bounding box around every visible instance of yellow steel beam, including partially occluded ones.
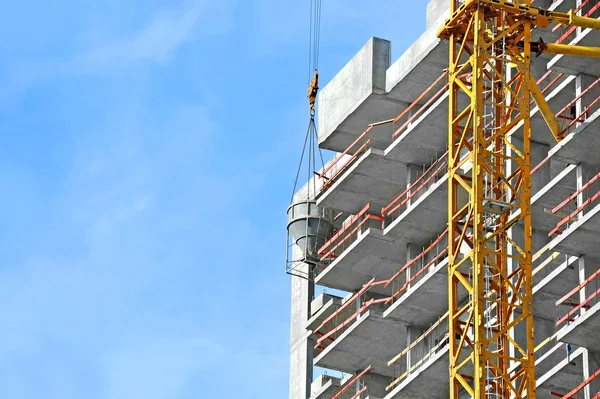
[561,9,600,30]
[529,73,561,142]
[542,42,600,58]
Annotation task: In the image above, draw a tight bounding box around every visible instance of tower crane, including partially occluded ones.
[438,1,600,397]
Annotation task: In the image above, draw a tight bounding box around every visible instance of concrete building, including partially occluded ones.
[288,0,600,398]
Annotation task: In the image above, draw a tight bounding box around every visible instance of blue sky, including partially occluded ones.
[0,1,428,398]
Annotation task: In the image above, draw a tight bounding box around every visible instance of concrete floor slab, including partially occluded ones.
[384,93,448,166]
[550,203,600,258]
[383,175,452,245]
[316,148,406,215]
[318,38,409,153]
[534,255,580,320]
[314,310,406,378]
[557,302,600,352]
[383,258,469,328]
[550,107,600,167]
[386,15,448,105]
[383,347,450,399]
[536,347,586,399]
[315,228,404,296]
[531,164,577,232]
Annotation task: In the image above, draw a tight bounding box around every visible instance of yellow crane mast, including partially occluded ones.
[438,1,600,397]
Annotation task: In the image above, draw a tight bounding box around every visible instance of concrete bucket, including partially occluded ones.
[287,200,335,265]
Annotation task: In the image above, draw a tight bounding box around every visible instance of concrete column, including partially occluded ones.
[576,73,597,128]
[588,349,600,380]
[406,324,422,370]
[577,0,584,36]
[406,163,421,208]
[579,256,588,317]
[362,373,391,399]
[576,164,592,220]
[289,246,314,399]
[406,243,420,290]
[582,348,592,399]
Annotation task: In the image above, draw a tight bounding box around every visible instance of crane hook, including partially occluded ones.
[307,69,319,116]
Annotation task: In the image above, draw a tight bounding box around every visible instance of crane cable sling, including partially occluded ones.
[291,0,325,203]
[308,0,323,114]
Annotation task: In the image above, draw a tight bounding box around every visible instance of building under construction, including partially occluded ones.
[287,0,600,398]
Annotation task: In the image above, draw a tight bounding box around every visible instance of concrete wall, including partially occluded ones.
[317,37,391,148]
[362,373,389,398]
[289,245,315,399]
[385,14,447,101]
[426,0,449,30]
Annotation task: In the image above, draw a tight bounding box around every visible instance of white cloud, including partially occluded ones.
[0,1,234,107]
[70,0,234,75]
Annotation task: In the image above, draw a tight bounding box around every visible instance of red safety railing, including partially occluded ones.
[531,155,551,176]
[318,120,393,193]
[381,152,449,223]
[316,203,384,273]
[392,71,449,140]
[555,267,600,327]
[313,278,390,351]
[386,313,450,390]
[535,69,566,101]
[556,76,600,138]
[314,227,453,351]
[552,368,600,398]
[384,229,449,304]
[549,170,600,236]
[331,366,372,399]
[318,71,451,195]
[554,0,600,45]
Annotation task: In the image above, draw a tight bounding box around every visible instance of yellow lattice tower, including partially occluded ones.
[439,1,600,398]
